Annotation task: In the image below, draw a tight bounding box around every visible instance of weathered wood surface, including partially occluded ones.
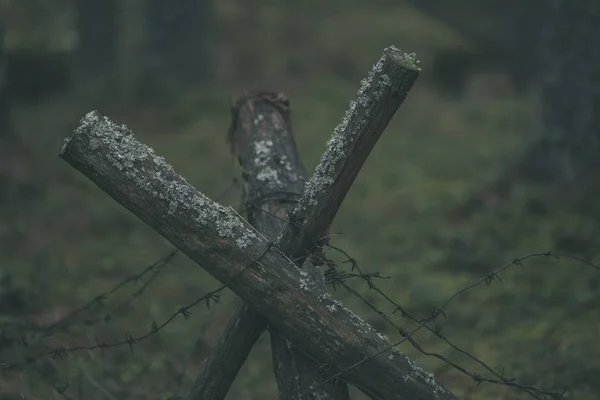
[60,47,456,399]
[189,91,349,399]
[188,301,266,400]
[276,47,419,266]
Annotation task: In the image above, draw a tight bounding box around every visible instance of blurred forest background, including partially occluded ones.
[0,1,599,399]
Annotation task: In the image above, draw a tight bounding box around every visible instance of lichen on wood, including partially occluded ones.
[60,55,454,400]
[277,46,420,262]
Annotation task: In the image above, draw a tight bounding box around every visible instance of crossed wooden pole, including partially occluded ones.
[60,46,459,400]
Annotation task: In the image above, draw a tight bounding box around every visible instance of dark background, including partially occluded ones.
[1,1,599,399]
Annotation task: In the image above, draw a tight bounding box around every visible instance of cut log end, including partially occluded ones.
[385,45,422,71]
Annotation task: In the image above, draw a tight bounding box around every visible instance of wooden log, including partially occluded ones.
[188,302,266,399]
[277,47,419,265]
[60,47,454,400]
[188,91,349,400]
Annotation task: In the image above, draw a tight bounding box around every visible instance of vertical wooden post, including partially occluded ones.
[188,91,350,399]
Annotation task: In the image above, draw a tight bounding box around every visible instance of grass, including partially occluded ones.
[1,2,599,399]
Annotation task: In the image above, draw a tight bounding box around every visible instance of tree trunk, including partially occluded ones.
[0,22,11,142]
[75,0,118,79]
[144,0,214,87]
[405,0,546,92]
[451,1,600,219]
[520,0,600,184]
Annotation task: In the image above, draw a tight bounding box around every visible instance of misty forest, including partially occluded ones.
[0,1,599,399]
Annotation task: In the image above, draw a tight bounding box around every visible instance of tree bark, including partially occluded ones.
[59,48,455,400]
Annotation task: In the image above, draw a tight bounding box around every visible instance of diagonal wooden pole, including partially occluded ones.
[60,47,457,400]
[276,48,420,264]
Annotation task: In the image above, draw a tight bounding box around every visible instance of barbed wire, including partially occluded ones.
[2,245,269,371]
[0,179,242,397]
[44,250,177,337]
[306,249,593,400]
[0,252,175,348]
[2,180,597,400]
[244,197,598,400]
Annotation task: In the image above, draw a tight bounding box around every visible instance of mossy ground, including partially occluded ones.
[1,2,599,399]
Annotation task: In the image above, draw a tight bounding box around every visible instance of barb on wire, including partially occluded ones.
[241,200,592,400]
[40,177,240,336]
[6,175,594,400]
[43,250,178,336]
[306,249,600,400]
[1,178,242,394]
[3,239,276,375]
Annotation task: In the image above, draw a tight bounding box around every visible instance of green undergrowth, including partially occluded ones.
[2,3,599,400]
